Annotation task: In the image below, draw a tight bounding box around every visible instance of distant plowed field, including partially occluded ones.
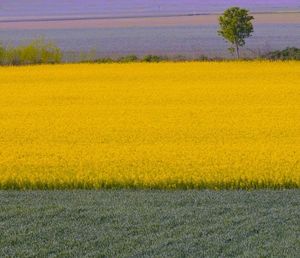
[0,62,299,189]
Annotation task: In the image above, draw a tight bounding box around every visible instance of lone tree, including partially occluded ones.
[218,7,254,59]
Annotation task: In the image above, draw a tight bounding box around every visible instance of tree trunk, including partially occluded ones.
[235,42,240,59]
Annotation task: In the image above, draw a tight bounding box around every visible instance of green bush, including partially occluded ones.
[0,44,5,65]
[118,55,139,63]
[195,55,210,61]
[93,57,114,63]
[4,46,22,65]
[0,39,62,65]
[142,55,167,62]
[263,47,300,60]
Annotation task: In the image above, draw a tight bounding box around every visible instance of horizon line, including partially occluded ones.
[1,11,300,23]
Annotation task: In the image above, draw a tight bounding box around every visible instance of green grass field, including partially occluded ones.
[1,190,299,257]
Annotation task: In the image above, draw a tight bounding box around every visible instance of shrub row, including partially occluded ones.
[89,54,211,63]
[0,40,299,65]
[87,48,300,64]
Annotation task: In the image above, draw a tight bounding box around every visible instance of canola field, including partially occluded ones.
[0,62,299,189]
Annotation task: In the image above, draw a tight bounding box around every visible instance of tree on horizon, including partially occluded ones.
[218,7,254,59]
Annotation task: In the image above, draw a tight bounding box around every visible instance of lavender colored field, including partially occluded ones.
[1,22,299,59]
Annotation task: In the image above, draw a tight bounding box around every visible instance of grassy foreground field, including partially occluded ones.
[0,62,299,189]
[0,190,299,257]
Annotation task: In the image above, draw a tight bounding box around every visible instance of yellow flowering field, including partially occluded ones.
[0,62,299,189]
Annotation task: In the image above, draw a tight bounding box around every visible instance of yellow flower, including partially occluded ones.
[0,62,299,189]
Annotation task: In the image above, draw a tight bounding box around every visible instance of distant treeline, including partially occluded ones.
[0,39,299,66]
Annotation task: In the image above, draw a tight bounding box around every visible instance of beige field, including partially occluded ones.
[0,62,299,189]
